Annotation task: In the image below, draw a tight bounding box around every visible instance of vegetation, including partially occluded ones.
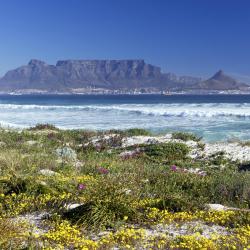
[124,128,152,136]
[172,131,202,142]
[239,140,250,147]
[0,125,249,249]
[28,123,59,131]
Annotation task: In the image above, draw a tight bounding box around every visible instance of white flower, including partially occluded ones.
[123,189,132,195]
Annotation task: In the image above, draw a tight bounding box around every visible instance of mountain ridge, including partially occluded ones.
[0,59,248,93]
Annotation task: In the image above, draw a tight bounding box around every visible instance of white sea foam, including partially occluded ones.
[0,103,250,118]
[0,102,250,141]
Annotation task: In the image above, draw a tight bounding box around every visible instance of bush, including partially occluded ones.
[63,175,137,229]
[125,128,151,136]
[172,132,201,142]
[28,123,59,131]
[143,142,190,163]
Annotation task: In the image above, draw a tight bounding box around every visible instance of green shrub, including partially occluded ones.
[28,123,59,131]
[125,128,151,136]
[206,170,250,208]
[208,151,228,165]
[143,142,190,163]
[172,132,201,142]
[63,175,137,229]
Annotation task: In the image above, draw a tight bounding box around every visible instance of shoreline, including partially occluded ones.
[2,126,250,161]
[1,92,250,96]
[1,125,250,144]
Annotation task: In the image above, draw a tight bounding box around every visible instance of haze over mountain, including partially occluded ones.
[0,59,248,93]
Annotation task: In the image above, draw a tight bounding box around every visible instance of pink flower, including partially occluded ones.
[95,143,102,151]
[171,165,178,171]
[78,183,86,190]
[97,167,109,174]
[198,171,207,176]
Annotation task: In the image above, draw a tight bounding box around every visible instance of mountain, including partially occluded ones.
[0,60,248,93]
[189,70,249,90]
[0,59,201,92]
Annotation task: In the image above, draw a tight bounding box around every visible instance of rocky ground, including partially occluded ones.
[119,134,250,162]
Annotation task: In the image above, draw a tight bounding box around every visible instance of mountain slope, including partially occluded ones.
[190,70,248,90]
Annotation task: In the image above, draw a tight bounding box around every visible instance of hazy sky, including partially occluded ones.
[0,0,250,79]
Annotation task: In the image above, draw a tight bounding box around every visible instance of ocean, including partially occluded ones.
[1,94,250,142]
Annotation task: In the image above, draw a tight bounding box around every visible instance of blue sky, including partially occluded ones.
[0,0,250,80]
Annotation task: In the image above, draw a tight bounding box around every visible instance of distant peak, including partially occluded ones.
[214,70,224,77]
[205,69,241,86]
[210,70,232,81]
[28,59,47,66]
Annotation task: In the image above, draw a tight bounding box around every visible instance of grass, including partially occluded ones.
[0,125,249,249]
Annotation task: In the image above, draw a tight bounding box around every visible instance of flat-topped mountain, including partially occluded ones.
[0,60,248,93]
[189,70,248,90]
[0,59,200,92]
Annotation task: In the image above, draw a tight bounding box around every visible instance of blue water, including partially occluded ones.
[1,94,250,142]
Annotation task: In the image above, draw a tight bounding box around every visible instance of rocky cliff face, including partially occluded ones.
[0,59,201,91]
[55,59,165,88]
[1,60,61,90]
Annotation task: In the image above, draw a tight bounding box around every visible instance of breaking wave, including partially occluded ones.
[1,103,250,118]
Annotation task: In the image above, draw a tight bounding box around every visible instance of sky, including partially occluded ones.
[0,0,250,79]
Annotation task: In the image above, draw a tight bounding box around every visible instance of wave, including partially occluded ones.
[0,103,250,118]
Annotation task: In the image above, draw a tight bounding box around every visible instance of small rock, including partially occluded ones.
[164,134,172,139]
[56,158,63,164]
[64,203,83,210]
[120,148,141,159]
[13,212,50,235]
[147,138,159,144]
[74,161,84,171]
[0,141,6,147]
[186,141,198,148]
[123,188,132,195]
[98,231,111,237]
[25,140,38,146]
[205,204,227,211]
[95,143,102,151]
[39,169,58,177]
[56,147,77,161]
[148,221,228,239]
[74,161,84,167]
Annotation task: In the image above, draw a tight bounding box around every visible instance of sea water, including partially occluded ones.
[0,94,250,142]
